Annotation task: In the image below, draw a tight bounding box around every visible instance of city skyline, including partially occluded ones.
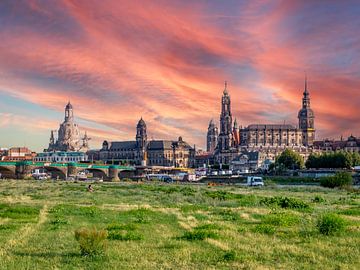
[1,1,360,152]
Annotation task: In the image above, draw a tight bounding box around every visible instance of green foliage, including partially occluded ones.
[49,217,69,229]
[107,230,143,241]
[50,204,99,217]
[0,203,40,219]
[106,223,142,241]
[0,224,18,230]
[180,229,219,241]
[180,224,220,241]
[306,151,360,169]
[275,149,304,170]
[0,180,359,269]
[262,212,300,226]
[338,207,360,216]
[320,172,353,188]
[221,250,236,262]
[260,196,310,210]
[205,190,234,201]
[312,195,326,203]
[74,227,108,256]
[252,224,276,235]
[106,223,137,231]
[195,223,222,230]
[266,176,319,184]
[213,209,240,221]
[317,213,346,236]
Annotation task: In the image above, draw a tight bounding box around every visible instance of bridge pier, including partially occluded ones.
[67,163,77,178]
[15,162,32,179]
[108,166,120,182]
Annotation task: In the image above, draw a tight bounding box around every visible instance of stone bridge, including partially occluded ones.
[0,161,135,181]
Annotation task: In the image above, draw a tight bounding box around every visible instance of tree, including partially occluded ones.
[305,151,356,169]
[276,149,304,170]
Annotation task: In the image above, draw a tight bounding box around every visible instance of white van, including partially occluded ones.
[247,176,264,186]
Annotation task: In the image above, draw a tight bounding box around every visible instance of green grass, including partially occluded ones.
[0,180,359,269]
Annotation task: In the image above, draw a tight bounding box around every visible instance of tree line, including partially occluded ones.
[271,149,360,171]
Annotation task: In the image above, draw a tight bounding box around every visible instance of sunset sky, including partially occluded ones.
[1,0,360,152]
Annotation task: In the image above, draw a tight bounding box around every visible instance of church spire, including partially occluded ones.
[223,81,228,95]
[304,73,309,95]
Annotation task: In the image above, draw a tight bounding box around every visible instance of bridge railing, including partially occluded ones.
[0,161,135,170]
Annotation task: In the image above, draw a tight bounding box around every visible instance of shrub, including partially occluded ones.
[106,223,137,231]
[49,217,69,229]
[74,227,108,256]
[213,209,240,221]
[260,196,310,210]
[320,172,353,188]
[317,213,346,236]
[195,224,221,231]
[262,212,299,227]
[221,250,236,262]
[312,195,325,203]
[180,229,218,241]
[204,190,233,200]
[180,224,220,241]
[107,231,143,241]
[252,224,276,235]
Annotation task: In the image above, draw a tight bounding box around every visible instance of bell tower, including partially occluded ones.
[136,117,147,165]
[217,81,233,151]
[298,77,315,146]
[206,119,218,152]
[136,117,147,148]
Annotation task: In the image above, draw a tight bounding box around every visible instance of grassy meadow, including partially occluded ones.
[0,180,359,269]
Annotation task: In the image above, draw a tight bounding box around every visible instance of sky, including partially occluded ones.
[1,0,360,152]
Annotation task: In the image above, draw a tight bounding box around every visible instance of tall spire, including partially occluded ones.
[223,81,228,95]
[304,72,308,95]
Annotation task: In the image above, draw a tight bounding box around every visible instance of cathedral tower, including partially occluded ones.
[298,77,315,146]
[136,117,147,148]
[217,82,233,151]
[232,118,239,146]
[207,119,218,152]
[136,117,147,165]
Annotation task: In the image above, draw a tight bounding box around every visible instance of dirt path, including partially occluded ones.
[0,204,49,258]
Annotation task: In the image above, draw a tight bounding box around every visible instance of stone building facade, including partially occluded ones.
[47,102,90,152]
[314,135,360,153]
[239,124,303,147]
[100,118,195,168]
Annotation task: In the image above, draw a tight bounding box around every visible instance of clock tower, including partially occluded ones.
[298,77,315,146]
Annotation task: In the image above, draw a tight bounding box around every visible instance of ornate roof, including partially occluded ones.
[137,117,146,128]
[110,141,137,150]
[245,124,298,130]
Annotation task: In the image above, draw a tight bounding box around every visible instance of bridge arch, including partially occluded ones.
[0,166,16,179]
[32,166,67,180]
[77,168,107,180]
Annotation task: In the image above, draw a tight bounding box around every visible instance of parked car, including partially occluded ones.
[246,176,264,186]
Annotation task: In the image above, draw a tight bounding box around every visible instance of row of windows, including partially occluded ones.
[249,133,300,137]
[35,157,84,162]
